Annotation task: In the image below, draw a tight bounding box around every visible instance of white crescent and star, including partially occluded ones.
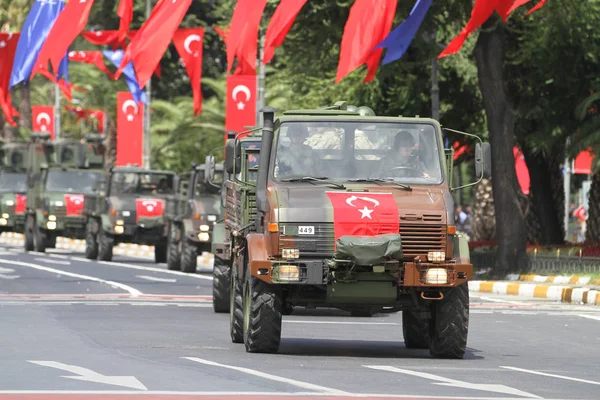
[122,100,138,122]
[232,85,251,110]
[345,195,381,220]
[184,34,201,55]
[36,112,51,131]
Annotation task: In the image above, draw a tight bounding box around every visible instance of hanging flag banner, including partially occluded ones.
[173,28,205,116]
[225,74,256,134]
[262,0,307,65]
[104,50,147,104]
[226,0,267,75]
[513,147,530,195]
[117,0,134,47]
[0,32,20,126]
[68,50,114,79]
[116,92,143,167]
[31,105,55,139]
[82,30,121,48]
[574,150,595,175]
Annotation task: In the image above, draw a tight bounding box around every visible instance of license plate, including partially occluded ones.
[298,226,315,235]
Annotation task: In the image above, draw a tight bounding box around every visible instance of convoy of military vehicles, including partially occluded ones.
[1,101,490,360]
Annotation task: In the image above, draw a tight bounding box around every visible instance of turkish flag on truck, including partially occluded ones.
[64,194,85,216]
[326,192,400,244]
[15,194,26,214]
[225,74,256,135]
[136,198,164,222]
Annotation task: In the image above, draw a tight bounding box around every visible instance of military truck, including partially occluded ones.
[166,162,223,273]
[84,166,178,263]
[0,141,29,234]
[208,130,262,313]
[23,133,106,252]
[224,103,491,359]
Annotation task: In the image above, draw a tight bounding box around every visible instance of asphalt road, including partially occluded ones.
[1,241,599,400]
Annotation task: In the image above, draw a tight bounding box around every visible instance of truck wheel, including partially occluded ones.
[429,284,469,359]
[46,235,56,248]
[98,231,114,262]
[180,239,197,273]
[33,224,46,253]
[402,310,430,349]
[166,226,181,270]
[24,216,34,251]
[85,220,98,260]
[212,257,230,313]
[230,268,244,343]
[155,242,167,263]
[243,276,283,353]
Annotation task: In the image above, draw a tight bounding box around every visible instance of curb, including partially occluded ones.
[515,273,600,286]
[469,280,600,306]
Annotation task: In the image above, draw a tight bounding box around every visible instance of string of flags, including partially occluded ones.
[0,0,549,127]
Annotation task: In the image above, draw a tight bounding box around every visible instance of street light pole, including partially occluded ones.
[143,0,152,168]
[431,57,440,121]
[256,35,265,127]
[54,83,61,139]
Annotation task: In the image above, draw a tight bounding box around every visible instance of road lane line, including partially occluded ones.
[97,260,213,281]
[70,256,92,262]
[474,296,529,305]
[578,314,600,322]
[136,275,177,283]
[49,254,70,259]
[34,257,71,265]
[500,366,600,385]
[183,357,350,395]
[284,320,399,325]
[0,258,141,296]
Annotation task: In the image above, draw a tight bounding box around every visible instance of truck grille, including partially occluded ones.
[54,206,67,218]
[5,205,15,214]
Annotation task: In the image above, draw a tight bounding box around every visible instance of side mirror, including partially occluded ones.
[475,142,491,179]
[204,155,215,183]
[225,139,236,174]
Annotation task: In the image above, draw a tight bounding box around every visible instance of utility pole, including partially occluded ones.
[54,83,61,139]
[431,57,440,121]
[143,0,152,168]
[563,141,571,241]
[256,35,265,127]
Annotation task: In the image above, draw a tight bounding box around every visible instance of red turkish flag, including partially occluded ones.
[136,198,165,222]
[326,192,400,245]
[116,92,144,167]
[0,32,20,126]
[513,147,530,195]
[88,109,106,132]
[68,50,114,79]
[226,0,267,75]
[82,30,121,47]
[263,0,307,65]
[117,0,134,46]
[225,74,256,134]
[15,194,27,214]
[173,28,205,116]
[31,0,95,79]
[31,106,55,139]
[508,0,547,16]
[574,149,594,175]
[64,194,85,216]
[115,0,193,88]
[336,0,398,84]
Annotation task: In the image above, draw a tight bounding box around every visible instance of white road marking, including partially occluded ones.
[0,266,15,273]
[136,275,177,283]
[70,256,92,262]
[578,314,600,322]
[49,254,70,259]
[501,366,600,386]
[28,361,147,390]
[98,260,213,280]
[0,258,141,296]
[0,266,19,279]
[284,320,399,326]
[183,357,350,395]
[475,296,529,305]
[0,250,17,255]
[364,366,541,399]
[35,257,71,265]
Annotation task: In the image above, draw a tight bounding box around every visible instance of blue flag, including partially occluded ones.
[9,0,66,88]
[103,50,147,105]
[376,0,433,65]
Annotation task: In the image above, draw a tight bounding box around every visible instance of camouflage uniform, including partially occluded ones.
[377,154,428,177]
[274,143,316,178]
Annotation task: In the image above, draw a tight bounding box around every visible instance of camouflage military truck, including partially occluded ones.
[84,166,178,263]
[0,141,29,234]
[166,162,223,274]
[225,103,491,359]
[23,133,106,252]
[209,131,262,313]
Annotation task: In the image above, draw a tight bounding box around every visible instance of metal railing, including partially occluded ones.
[470,251,600,275]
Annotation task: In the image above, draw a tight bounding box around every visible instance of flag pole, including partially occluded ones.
[256,34,265,127]
[54,83,61,139]
[143,0,152,168]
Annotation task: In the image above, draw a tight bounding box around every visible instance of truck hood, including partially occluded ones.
[273,185,448,224]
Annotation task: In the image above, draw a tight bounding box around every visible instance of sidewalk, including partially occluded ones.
[469,273,600,306]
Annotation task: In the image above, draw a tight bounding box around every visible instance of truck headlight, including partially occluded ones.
[424,268,448,284]
[207,215,217,222]
[5,200,14,206]
[276,265,300,282]
[199,224,210,232]
[116,219,124,225]
[1,213,8,218]
[198,232,210,241]
[114,225,124,234]
[0,218,7,226]
[47,221,57,230]
[427,251,445,262]
[48,215,56,221]
[53,201,64,207]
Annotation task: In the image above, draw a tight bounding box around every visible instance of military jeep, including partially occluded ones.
[225,103,491,359]
[84,166,178,262]
[0,141,29,234]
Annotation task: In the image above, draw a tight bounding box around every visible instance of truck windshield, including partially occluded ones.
[0,172,27,192]
[46,170,104,194]
[273,121,444,184]
[110,172,175,195]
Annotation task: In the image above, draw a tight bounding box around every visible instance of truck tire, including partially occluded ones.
[402,310,430,349]
[230,268,244,343]
[166,225,181,270]
[46,235,56,248]
[243,276,283,353]
[212,257,230,313]
[85,220,98,260]
[98,231,113,262]
[180,239,197,273]
[24,216,34,251]
[155,242,167,263]
[429,284,469,359]
[33,224,46,253]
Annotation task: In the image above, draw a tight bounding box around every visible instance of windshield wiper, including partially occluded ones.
[347,178,412,191]
[281,176,346,190]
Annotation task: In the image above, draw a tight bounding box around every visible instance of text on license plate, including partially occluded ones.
[298,226,315,235]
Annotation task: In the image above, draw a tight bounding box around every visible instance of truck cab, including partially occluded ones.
[0,142,29,234]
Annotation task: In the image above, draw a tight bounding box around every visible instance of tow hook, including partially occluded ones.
[421,290,444,301]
